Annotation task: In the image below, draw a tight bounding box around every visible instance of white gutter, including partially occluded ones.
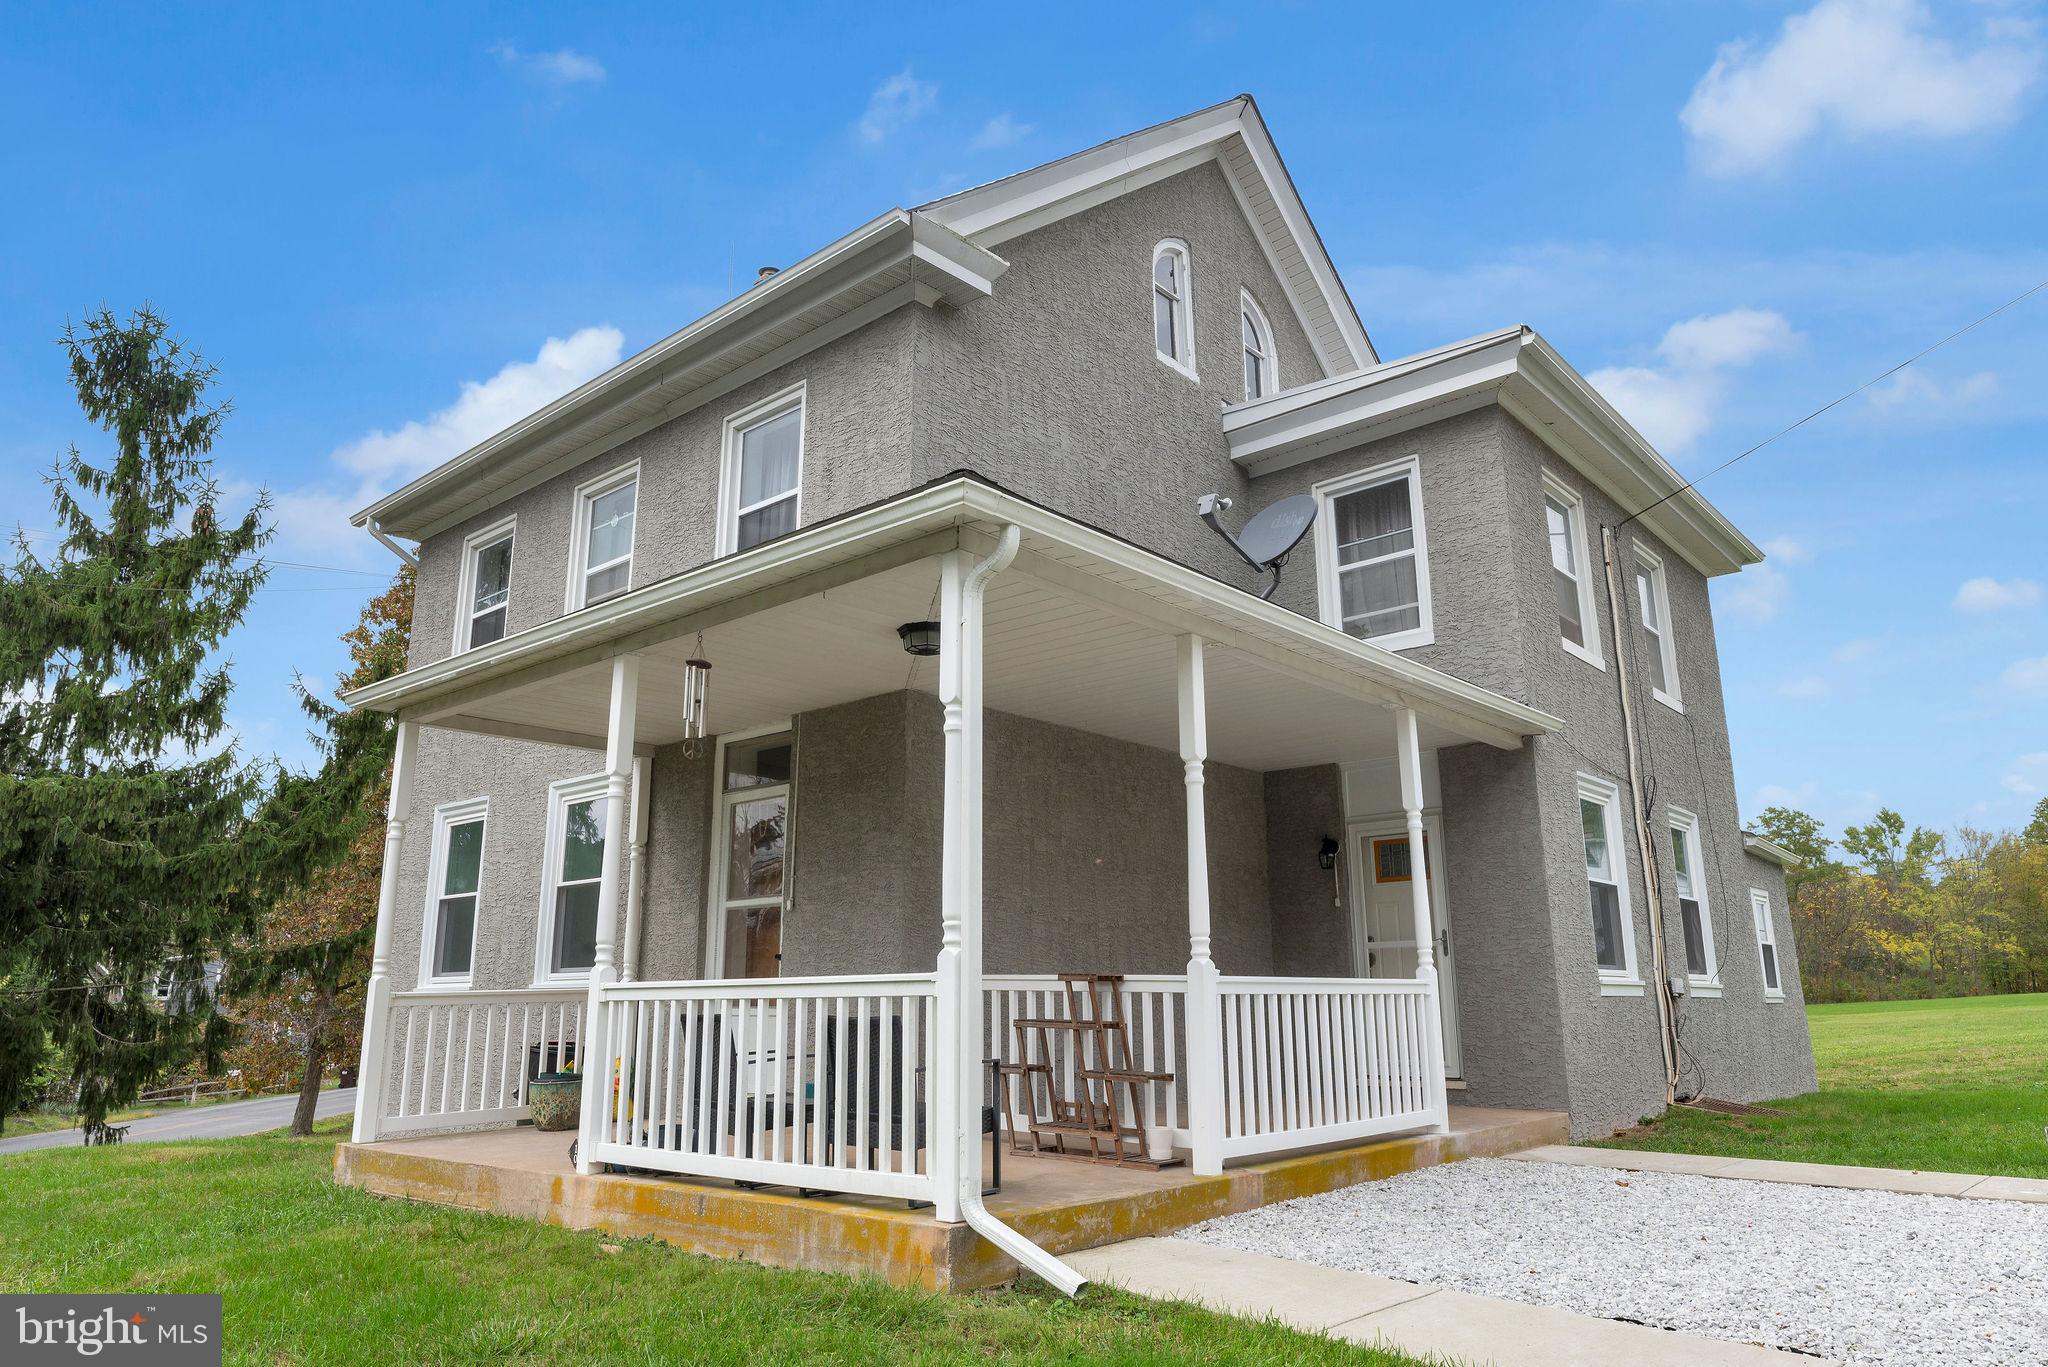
[365,517,418,570]
[953,524,1086,1295]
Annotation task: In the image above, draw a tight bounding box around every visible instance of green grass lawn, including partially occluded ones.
[1593,991,2048,1177]
[0,1119,1421,1366]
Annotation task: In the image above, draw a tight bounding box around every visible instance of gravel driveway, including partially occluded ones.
[1177,1157,2048,1366]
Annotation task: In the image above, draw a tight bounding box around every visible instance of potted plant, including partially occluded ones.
[526,1056,581,1132]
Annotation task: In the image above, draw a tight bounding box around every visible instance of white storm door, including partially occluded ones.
[1351,818,1462,1078]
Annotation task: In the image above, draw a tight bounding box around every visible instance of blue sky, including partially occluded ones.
[2,1,2043,840]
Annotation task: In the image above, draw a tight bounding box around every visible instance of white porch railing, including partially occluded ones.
[983,975,1188,1142]
[583,974,939,1203]
[1217,976,1437,1158]
[377,988,584,1137]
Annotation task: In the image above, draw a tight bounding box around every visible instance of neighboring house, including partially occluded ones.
[341,97,1814,1262]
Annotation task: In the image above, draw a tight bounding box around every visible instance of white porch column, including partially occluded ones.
[351,718,419,1144]
[620,756,650,982]
[576,654,640,1174]
[1178,635,1226,1175]
[931,551,968,1223]
[1395,706,1451,1134]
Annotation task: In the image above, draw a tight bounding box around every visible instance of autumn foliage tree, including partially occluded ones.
[230,568,411,1136]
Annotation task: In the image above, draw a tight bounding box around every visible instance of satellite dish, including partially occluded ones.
[1196,493,1318,600]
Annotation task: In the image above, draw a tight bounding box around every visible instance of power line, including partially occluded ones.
[1619,277,2048,530]
[12,529,392,580]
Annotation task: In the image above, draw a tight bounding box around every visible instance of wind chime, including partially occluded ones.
[680,631,712,759]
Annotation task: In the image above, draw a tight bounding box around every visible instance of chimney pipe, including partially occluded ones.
[756,265,779,282]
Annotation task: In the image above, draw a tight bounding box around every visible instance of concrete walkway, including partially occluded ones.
[0,1088,356,1155]
[1506,1143,2048,1203]
[1067,1237,1825,1366]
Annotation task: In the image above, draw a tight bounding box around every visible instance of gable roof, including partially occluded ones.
[918,95,1376,376]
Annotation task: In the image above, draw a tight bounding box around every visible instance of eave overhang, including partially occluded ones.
[351,212,1008,543]
[1221,326,1765,578]
[1742,833,1805,870]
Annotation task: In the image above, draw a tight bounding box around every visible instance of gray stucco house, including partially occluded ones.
[340,96,1814,1277]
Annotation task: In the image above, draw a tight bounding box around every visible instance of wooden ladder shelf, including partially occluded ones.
[997,973,1183,1169]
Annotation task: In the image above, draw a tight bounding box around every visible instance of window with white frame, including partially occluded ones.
[1314,459,1434,649]
[1542,476,1600,666]
[1240,291,1275,400]
[1633,545,1682,709]
[536,776,609,982]
[454,519,514,651]
[719,386,804,555]
[1669,809,1717,987]
[569,465,637,609]
[1152,240,1195,378]
[422,798,487,986]
[1579,775,1639,985]
[1751,888,1784,998]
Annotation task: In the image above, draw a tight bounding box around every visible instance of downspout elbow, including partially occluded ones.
[365,518,419,570]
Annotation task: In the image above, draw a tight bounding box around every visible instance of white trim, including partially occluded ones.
[1742,831,1805,869]
[1151,239,1197,381]
[701,722,795,978]
[417,796,489,990]
[1578,772,1640,986]
[1239,289,1277,402]
[1632,543,1683,713]
[1668,806,1719,990]
[1750,886,1785,1000]
[451,516,517,655]
[715,382,807,557]
[534,772,612,986]
[1311,455,1435,651]
[1540,471,1603,671]
[564,460,640,612]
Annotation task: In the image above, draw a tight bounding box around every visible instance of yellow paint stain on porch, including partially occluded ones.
[334,1105,1564,1291]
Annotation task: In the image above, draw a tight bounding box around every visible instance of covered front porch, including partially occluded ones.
[340,476,1558,1286]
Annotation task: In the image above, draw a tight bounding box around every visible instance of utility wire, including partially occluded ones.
[1618,277,2048,530]
[12,528,393,580]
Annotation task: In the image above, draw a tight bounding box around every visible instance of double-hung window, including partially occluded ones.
[423,798,487,986]
[569,464,638,609]
[1152,240,1195,379]
[1751,888,1784,999]
[1542,475,1600,667]
[1240,291,1275,400]
[455,519,515,651]
[1669,809,1718,990]
[1314,458,1434,650]
[1633,546,1682,710]
[537,776,609,982]
[719,386,804,555]
[1579,775,1639,989]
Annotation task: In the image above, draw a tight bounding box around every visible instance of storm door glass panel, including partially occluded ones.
[735,407,801,550]
[550,796,606,974]
[433,818,483,978]
[1546,495,1584,648]
[1583,798,1627,972]
[1637,567,1670,694]
[1332,477,1420,640]
[717,730,793,980]
[583,481,636,603]
[468,536,512,648]
[1672,825,1708,977]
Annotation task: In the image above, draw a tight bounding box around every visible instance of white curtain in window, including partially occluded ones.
[1333,479,1420,638]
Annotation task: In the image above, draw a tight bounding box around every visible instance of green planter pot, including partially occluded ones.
[527,1075,582,1132]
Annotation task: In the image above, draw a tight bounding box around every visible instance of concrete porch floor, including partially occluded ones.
[334,1105,1565,1291]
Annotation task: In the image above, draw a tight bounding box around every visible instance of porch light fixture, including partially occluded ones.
[1317,835,1339,871]
[897,620,942,657]
[680,632,712,759]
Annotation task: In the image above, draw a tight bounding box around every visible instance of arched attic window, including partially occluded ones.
[1240,291,1276,400]
[1152,239,1196,378]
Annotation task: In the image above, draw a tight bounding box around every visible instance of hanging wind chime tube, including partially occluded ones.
[680,632,712,758]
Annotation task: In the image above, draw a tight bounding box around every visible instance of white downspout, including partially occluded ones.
[364,517,418,570]
[947,525,1087,1295]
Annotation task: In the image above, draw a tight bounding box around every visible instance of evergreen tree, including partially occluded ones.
[0,307,270,1140]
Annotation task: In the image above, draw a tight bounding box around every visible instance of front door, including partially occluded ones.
[713,731,792,979]
[1351,821,1462,1078]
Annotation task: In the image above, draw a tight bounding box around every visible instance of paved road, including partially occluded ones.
[0,1088,356,1154]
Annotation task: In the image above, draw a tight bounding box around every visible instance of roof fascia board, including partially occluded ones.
[1742,832,1805,869]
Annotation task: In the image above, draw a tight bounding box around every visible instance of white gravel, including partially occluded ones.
[1176,1158,2048,1366]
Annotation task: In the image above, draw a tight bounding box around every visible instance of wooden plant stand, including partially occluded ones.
[998,973,1182,1169]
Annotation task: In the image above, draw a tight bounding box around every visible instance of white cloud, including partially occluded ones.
[1755,781,1820,810]
[1864,368,2001,413]
[1762,535,1812,565]
[2003,751,2048,796]
[1777,673,1832,699]
[857,70,937,145]
[2001,656,2048,695]
[1833,636,1881,663]
[1682,0,2042,177]
[970,113,1034,150]
[1589,308,1800,454]
[1720,560,1792,621]
[491,42,607,86]
[1956,576,2044,612]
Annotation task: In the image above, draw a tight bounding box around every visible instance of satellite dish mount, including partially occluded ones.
[1196,493,1318,601]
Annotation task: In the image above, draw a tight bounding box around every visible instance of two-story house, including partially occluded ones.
[336,96,1814,1292]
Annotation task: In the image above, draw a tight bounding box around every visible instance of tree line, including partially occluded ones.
[1752,802,2048,1003]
